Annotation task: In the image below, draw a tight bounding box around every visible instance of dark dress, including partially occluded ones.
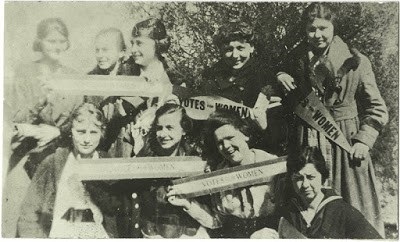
[84,141,206,238]
[86,61,142,156]
[280,189,382,239]
[190,57,288,155]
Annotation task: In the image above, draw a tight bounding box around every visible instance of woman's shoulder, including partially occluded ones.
[33,147,70,179]
[13,61,42,78]
[252,148,278,162]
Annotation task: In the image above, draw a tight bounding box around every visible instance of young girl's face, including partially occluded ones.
[155,111,185,150]
[95,33,123,70]
[40,30,68,62]
[130,36,157,67]
[71,118,102,158]
[306,18,334,50]
[291,163,323,204]
[214,124,250,166]
[221,40,254,70]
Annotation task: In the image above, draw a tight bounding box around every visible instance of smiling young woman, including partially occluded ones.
[167,110,280,238]
[17,103,116,238]
[276,3,388,236]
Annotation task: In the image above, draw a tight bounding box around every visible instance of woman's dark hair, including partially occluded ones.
[213,20,255,49]
[301,3,337,34]
[33,18,70,52]
[287,146,330,184]
[142,103,193,155]
[202,109,257,170]
[96,27,126,51]
[131,18,171,57]
[154,103,192,134]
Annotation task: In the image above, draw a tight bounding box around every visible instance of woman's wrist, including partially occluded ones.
[183,199,192,211]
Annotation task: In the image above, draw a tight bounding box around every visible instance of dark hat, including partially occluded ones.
[213,20,255,48]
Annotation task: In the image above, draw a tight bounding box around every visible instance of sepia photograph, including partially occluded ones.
[2,1,399,239]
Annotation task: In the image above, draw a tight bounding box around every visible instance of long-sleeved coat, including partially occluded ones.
[279,36,388,236]
[191,57,288,155]
[16,148,116,238]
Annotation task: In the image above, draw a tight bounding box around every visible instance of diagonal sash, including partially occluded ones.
[294,91,351,152]
[171,156,287,198]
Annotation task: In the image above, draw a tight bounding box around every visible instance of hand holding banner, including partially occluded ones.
[171,156,287,198]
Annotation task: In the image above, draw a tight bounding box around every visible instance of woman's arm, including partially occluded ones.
[353,55,389,149]
[17,155,54,238]
[183,199,223,229]
[167,188,223,229]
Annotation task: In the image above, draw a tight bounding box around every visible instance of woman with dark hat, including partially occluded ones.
[193,20,288,156]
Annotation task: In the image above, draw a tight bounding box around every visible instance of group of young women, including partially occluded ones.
[7,2,388,239]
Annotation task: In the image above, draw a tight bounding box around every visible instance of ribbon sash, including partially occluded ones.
[171,156,287,198]
[294,91,351,152]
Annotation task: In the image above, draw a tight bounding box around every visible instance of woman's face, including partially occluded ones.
[130,36,157,67]
[214,124,250,166]
[222,41,254,70]
[306,18,334,50]
[156,111,185,150]
[40,30,68,62]
[291,163,323,204]
[95,34,123,70]
[71,118,102,158]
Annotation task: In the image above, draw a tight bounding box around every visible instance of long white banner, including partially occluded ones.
[50,74,166,97]
[171,156,287,198]
[76,156,206,180]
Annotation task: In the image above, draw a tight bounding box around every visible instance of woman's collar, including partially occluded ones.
[72,151,100,160]
[308,192,324,210]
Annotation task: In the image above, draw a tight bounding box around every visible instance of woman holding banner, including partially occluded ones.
[17,103,116,238]
[168,110,280,238]
[83,103,209,238]
[280,146,381,239]
[276,3,388,236]
[97,18,175,158]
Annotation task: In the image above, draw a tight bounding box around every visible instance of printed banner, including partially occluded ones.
[171,156,287,198]
[50,74,166,97]
[180,95,252,120]
[294,92,352,152]
[76,156,206,181]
